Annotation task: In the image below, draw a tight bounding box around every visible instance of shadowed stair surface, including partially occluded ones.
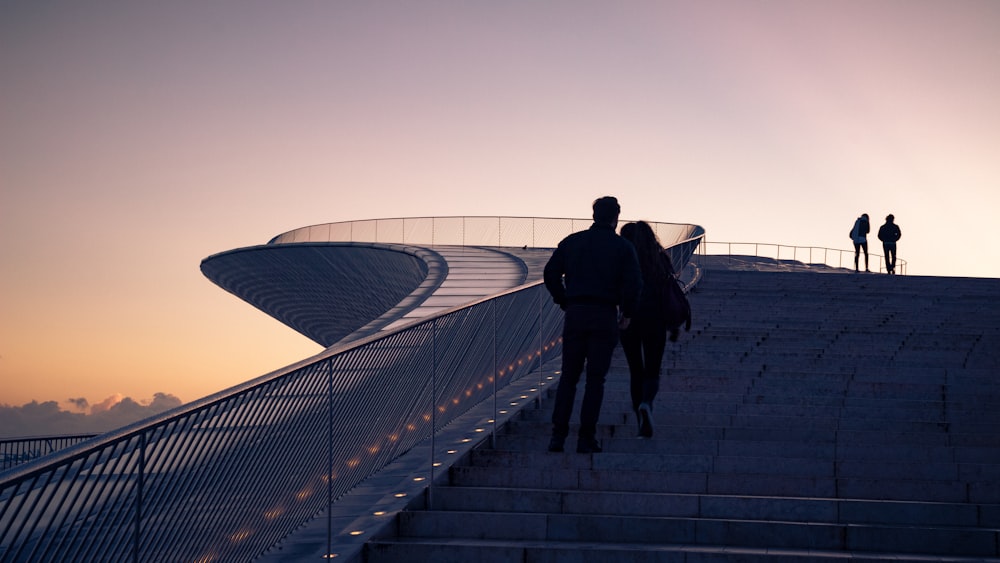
[366,270,1000,562]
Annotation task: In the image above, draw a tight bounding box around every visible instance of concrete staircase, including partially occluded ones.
[365,270,1000,561]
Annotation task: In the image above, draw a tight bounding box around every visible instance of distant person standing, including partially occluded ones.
[543,197,642,454]
[850,213,870,272]
[619,221,673,438]
[877,214,902,274]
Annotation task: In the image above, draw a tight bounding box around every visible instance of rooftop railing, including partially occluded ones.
[1,217,704,562]
[697,241,906,275]
[268,216,705,252]
[0,437,97,473]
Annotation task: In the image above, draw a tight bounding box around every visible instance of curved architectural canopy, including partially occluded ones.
[201,217,705,348]
[201,243,441,347]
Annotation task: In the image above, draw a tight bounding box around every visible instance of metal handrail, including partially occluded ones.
[698,240,907,275]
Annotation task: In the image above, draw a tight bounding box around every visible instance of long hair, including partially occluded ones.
[621,221,666,278]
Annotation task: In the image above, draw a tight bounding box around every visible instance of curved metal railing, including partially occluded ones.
[267,216,705,252]
[698,241,906,275]
[0,437,98,473]
[0,217,705,562]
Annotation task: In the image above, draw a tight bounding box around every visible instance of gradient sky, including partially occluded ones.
[2,1,999,431]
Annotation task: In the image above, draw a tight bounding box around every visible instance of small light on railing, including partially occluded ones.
[349,530,364,536]
[346,459,360,468]
[498,410,508,414]
[373,511,387,516]
[323,554,339,559]
[433,461,443,467]
[368,446,380,454]
[438,405,447,413]
[229,530,251,543]
[477,383,484,390]
[446,449,458,454]
[407,423,417,431]
[486,418,495,423]
[389,434,399,442]
[509,402,519,406]
[452,398,460,405]
[460,438,471,443]
[474,428,485,433]
[264,508,284,520]
[529,388,537,392]
[394,493,407,498]
[520,395,528,399]
[413,476,426,482]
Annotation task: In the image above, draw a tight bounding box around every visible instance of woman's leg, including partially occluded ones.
[619,324,644,413]
[641,323,668,406]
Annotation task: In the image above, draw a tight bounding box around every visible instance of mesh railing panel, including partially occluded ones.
[0,284,564,562]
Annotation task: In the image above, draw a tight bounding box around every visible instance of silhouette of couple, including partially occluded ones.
[851,213,902,274]
[543,197,681,454]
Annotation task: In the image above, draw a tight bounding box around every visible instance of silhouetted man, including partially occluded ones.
[543,196,642,453]
[877,214,902,274]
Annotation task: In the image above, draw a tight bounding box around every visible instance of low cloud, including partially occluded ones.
[0,393,183,439]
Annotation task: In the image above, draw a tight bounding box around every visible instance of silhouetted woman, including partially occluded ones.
[619,221,673,438]
[851,213,870,272]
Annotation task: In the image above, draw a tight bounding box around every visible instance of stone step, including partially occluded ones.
[426,486,1000,528]
[448,459,997,504]
[453,449,1000,503]
[366,537,1000,563]
[385,509,1000,558]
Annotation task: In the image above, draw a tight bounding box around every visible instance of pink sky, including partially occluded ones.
[2,1,998,429]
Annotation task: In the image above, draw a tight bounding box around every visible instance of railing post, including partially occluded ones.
[491,299,498,449]
[326,358,334,557]
[134,432,145,563]
[429,318,437,508]
[536,287,544,407]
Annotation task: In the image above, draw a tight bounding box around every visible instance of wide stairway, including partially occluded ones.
[365,269,1000,562]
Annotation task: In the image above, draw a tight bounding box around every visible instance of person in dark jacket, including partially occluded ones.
[619,221,673,438]
[543,196,642,454]
[850,213,871,272]
[877,214,902,274]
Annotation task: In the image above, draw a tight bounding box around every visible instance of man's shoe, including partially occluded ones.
[576,437,602,454]
[547,436,565,453]
[637,403,654,438]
